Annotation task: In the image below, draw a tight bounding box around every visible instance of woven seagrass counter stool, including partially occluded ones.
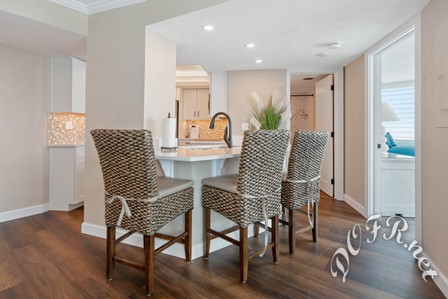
[279,131,329,254]
[201,129,290,283]
[91,129,194,296]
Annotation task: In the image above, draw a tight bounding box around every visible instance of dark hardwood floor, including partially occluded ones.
[0,194,444,298]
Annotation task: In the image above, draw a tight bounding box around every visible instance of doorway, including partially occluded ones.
[372,30,416,217]
[367,22,420,240]
[290,74,334,197]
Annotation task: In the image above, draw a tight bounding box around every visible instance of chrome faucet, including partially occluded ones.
[209,112,232,148]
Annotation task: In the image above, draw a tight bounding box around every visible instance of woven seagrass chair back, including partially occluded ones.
[236,130,290,197]
[91,129,159,200]
[286,131,329,183]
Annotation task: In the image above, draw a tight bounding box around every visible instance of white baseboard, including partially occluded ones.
[425,254,448,297]
[343,194,367,218]
[0,203,49,223]
[81,222,244,260]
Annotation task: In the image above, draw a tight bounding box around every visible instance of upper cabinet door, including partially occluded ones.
[196,88,210,119]
[182,89,198,119]
[50,57,86,114]
[71,58,86,114]
[182,88,210,120]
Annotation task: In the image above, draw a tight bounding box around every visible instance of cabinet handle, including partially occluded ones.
[198,111,200,118]
[194,111,196,117]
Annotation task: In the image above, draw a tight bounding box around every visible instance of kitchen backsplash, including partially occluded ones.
[184,119,228,140]
[48,112,85,145]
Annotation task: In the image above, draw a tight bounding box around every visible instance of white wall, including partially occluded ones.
[144,28,176,139]
[0,45,49,214]
[210,71,228,114]
[227,69,287,136]
[290,95,315,134]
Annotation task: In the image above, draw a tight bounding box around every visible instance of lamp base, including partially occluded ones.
[382,126,388,154]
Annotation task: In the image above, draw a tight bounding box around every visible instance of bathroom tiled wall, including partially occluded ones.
[48,113,85,145]
[184,119,228,140]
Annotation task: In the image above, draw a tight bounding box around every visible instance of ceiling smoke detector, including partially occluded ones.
[328,42,342,50]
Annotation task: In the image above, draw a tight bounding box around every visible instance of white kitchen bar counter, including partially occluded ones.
[154,146,242,260]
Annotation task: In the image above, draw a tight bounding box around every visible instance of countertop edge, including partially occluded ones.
[48,144,86,148]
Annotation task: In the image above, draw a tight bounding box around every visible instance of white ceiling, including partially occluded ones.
[150,0,429,73]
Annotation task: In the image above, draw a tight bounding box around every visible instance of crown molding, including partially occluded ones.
[176,70,209,77]
[50,0,88,14]
[88,0,146,15]
[49,0,146,15]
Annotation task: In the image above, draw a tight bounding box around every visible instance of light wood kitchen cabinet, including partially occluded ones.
[50,57,86,113]
[183,88,210,119]
[49,146,85,211]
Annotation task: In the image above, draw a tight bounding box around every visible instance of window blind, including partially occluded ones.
[382,85,415,140]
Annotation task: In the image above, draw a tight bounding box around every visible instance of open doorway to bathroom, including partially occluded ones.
[290,74,334,197]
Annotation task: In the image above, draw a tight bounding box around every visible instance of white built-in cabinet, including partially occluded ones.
[183,88,210,119]
[49,146,85,211]
[50,57,86,113]
[48,56,87,211]
[380,156,415,217]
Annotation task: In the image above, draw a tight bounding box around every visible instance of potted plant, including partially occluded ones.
[249,90,289,130]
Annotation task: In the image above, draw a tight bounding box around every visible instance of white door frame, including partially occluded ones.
[365,16,422,243]
[287,68,344,201]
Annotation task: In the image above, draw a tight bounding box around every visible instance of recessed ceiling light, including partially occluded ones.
[202,25,214,31]
[255,59,263,63]
[317,52,329,57]
[328,42,342,50]
[246,43,255,48]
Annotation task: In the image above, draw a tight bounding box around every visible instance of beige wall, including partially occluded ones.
[0,45,49,213]
[227,69,287,136]
[421,0,448,283]
[0,0,87,35]
[344,55,365,207]
[84,0,228,227]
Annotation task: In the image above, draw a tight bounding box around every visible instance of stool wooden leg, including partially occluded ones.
[185,209,192,262]
[281,206,287,226]
[272,215,279,264]
[204,208,211,259]
[106,226,115,281]
[312,202,318,242]
[254,222,259,237]
[288,209,295,254]
[144,235,155,296]
[239,226,248,283]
